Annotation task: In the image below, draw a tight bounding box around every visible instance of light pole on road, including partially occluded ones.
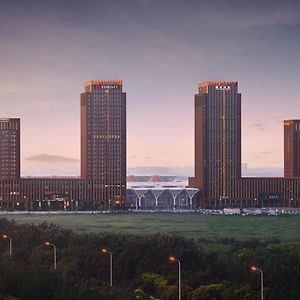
[169,256,181,300]
[101,248,113,287]
[45,241,57,270]
[251,266,264,300]
[2,234,12,256]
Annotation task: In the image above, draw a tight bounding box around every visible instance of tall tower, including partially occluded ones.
[189,82,241,206]
[284,120,300,177]
[81,80,126,204]
[0,118,20,179]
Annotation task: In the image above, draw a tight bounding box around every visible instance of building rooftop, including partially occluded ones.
[198,81,238,88]
[84,80,123,88]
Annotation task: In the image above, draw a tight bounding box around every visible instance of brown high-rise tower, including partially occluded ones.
[0,118,20,179]
[81,80,126,204]
[284,120,300,177]
[189,82,241,205]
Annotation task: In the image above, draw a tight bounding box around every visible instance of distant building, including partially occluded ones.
[189,81,241,205]
[0,178,109,210]
[127,187,199,210]
[2,80,300,210]
[0,81,127,211]
[81,80,126,203]
[0,118,20,179]
[189,82,300,208]
[284,120,300,177]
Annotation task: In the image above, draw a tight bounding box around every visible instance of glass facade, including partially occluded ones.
[81,81,126,207]
[284,120,300,177]
[189,82,300,208]
[0,118,20,179]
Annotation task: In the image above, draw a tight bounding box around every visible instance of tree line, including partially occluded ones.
[0,218,299,299]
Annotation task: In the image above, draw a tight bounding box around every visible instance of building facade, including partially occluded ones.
[0,178,118,210]
[81,80,126,204]
[0,118,20,179]
[189,81,300,208]
[0,80,126,211]
[189,82,241,206]
[284,120,300,177]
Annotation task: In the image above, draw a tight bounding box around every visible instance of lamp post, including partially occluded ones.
[251,266,264,300]
[45,242,57,270]
[101,248,113,287]
[169,256,181,300]
[2,234,12,256]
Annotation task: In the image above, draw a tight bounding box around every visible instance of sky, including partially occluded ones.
[0,0,300,176]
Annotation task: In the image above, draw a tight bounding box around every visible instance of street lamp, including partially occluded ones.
[45,242,57,270]
[101,248,113,287]
[251,266,264,300]
[2,234,12,256]
[169,256,181,300]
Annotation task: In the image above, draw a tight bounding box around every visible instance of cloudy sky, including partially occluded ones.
[1,0,300,175]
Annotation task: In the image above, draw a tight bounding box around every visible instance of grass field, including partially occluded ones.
[1,213,300,242]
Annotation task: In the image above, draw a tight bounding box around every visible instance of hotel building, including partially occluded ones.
[81,80,127,204]
[189,81,241,205]
[0,81,126,210]
[189,82,300,208]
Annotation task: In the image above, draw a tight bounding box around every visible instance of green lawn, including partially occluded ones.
[2,213,300,242]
